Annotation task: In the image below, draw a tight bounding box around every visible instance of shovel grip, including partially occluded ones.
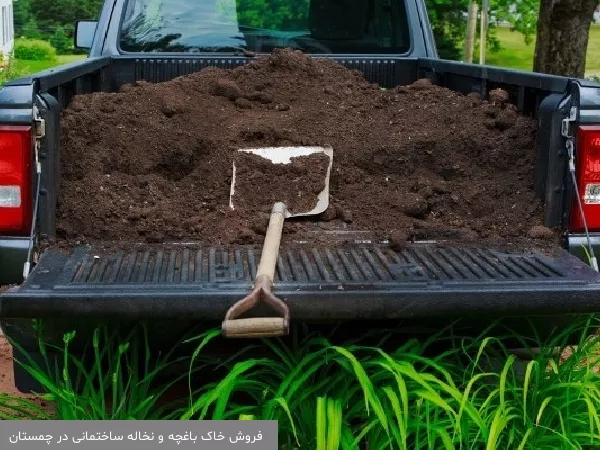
[256,202,286,283]
[222,317,289,338]
[221,203,289,339]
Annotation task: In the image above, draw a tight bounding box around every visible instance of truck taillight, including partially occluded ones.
[571,125,600,231]
[0,125,33,234]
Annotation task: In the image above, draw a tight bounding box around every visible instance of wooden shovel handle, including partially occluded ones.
[256,202,286,284]
[222,317,289,338]
[221,202,290,339]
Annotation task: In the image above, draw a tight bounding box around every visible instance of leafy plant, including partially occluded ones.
[493,0,540,45]
[50,26,72,55]
[14,38,57,61]
[8,323,198,420]
[3,316,600,450]
[176,319,600,448]
[0,58,30,85]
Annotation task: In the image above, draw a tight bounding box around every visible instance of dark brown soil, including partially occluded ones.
[55,48,559,251]
[232,152,330,215]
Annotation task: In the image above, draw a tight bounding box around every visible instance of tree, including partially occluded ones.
[50,26,72,54]
[493,0,539,44]
[15,0,104,43]
[533,0,598,78]
[13,0,32,37]
[21,17,42,39]
[426,0,470,60]
[425,0,524,60]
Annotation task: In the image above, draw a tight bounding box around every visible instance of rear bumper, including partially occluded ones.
[2,244,600,321]
[0,237,28,285]
[3,282,600,320]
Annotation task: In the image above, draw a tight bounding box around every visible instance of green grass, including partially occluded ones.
[487,25,600,76]
[2,318,600,449]
[0,54,86,86]
[12,54,86,76]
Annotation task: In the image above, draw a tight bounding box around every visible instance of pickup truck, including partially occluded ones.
[2,0,600,391]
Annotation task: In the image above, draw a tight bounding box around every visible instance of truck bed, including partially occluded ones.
[2,55,600,328]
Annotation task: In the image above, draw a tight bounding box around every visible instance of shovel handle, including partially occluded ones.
[222,317,289,338]
[221,202,290,339]
[256,202,286,284]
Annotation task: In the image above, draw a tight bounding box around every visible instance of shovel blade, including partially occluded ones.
[229,146,333,217]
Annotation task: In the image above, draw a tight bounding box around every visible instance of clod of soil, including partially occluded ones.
[231,152,330,214]
[527,225,556,240]
[212,79,243,100]
[389,230,410,251]
[55,48,558,251]
[489,88,510,104]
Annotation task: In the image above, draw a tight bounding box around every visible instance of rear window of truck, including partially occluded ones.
[119,0,411,54]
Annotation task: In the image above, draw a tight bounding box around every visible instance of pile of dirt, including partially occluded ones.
[55,48,558,251]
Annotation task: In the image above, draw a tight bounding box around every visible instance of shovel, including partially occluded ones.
[222,146,334,338]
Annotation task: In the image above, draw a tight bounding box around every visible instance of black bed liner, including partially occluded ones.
[2,244,600,320]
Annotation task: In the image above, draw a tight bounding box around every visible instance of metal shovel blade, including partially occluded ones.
[229,146,334,218]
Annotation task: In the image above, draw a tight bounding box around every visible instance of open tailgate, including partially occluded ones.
[2,244,600,321]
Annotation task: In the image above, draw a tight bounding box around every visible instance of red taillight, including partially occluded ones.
[0,125,33,234]
[571,125,600,231]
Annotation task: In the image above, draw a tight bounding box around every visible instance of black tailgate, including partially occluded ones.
[2,244,600,320]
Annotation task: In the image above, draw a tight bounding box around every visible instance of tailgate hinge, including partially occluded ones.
[33,104,46,140]
[34,116,46,140]
[32,106,44,174]
[561,105,577,140]
[562,106,577,173]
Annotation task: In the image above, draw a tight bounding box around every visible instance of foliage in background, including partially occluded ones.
[233,0,310,30]
[224,0,541,60]
[425,0,472,60]
[13,38,57,61]
[425,0,540,60]
[14,0,104,53]
[3,317,600,449]
[50,26,72,55]
[0,59,28,85]
[495,0,540,44]
[13,0,544,59]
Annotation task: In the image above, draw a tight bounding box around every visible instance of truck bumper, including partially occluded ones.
[567,232,600,264]
[2,243,600,321]
[0,237,28,285]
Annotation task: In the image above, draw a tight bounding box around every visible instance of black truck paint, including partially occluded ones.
[1,0,600,391]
